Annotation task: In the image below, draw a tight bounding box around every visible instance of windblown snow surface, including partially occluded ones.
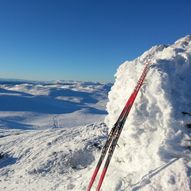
[0,35,191,191]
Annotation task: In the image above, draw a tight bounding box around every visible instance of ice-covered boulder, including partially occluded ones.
[104,35,191,190]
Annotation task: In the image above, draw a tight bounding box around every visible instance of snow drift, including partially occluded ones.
[104,35,191,190]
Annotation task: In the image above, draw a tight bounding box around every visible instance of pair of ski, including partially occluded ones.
[87,62,151,191]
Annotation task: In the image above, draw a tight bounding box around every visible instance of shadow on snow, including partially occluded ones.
[0,88,106,115]
[0,153,17,169]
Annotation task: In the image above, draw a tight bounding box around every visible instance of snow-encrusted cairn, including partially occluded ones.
[104,35,191,190]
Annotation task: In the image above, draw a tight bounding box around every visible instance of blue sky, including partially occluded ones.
[0,0,191,82]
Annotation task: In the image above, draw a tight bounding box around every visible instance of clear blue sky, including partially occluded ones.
[0,0,191,82]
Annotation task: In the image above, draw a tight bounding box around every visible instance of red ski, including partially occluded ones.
[87,62,151,191]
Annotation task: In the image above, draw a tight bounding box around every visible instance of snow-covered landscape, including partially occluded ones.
[0,35,191,191]
[0,81,111,190]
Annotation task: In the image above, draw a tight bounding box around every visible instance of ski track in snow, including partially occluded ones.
[0,35,191,191]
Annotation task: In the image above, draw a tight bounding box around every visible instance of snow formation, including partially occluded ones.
[104,35,191,190]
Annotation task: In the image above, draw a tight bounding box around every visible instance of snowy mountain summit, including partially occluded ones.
[0,36,191,191]
[104,35,191,190]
